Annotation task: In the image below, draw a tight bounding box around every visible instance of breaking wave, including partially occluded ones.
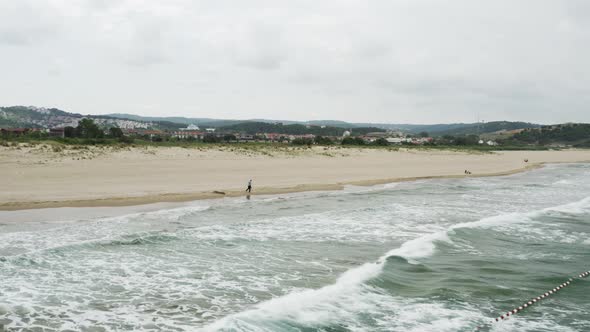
[203,196,590,331]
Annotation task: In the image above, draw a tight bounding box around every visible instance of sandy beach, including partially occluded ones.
[1,144,590,211]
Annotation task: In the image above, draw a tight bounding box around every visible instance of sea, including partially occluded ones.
[0,163,589,332]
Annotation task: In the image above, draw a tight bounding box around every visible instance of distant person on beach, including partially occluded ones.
[246,179,252,193]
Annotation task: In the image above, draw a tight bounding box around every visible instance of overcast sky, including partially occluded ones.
[1,0,589,124]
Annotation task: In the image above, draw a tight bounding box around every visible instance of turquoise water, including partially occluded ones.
[0,164,589,331]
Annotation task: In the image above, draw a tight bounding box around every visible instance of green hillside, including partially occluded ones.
[432,121,540,136]
[509,123,590,147]
[107,113,247,127]
[218,122,385,136]
[0,106,52,127]
[105,113,540,135]
[0,106,188,130]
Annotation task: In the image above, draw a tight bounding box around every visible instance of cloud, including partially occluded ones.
[233,23,287,70]
[0,0,589,123]
[0,1,62,46]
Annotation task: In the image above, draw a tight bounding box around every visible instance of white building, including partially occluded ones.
[183,124,200,130]
[386,137,407,144]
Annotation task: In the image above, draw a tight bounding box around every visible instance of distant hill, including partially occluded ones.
[106,113,539,135]
[508,123,590,147]
[2,106,542,137]
[218,122,385,136]
[431,121,541,136]
[306,120,360,128]
[107,113,247,128]
[0,106,185,130]
[107,113,386,129]
[1,106,82,128]
[108,114,365,128]
[344,121,540,135]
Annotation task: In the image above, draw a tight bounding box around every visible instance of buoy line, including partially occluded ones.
[474,270,590,331]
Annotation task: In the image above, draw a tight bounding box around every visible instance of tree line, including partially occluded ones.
[219,122,385,136]
[509,124,590,146]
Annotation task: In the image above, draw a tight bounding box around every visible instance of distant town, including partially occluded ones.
[0,120,508,147]
[1,106,590,148]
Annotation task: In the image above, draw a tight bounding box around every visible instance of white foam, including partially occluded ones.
[383,182,400,189]
[544,196,590,214]
[178,201,445,245]
[384,231,451,260]
[488,317,578,332]
[142,204,211,221]
[448,195,590,233]
[553,179,574,185]
[381,210,534,262]
[203,282,483,332]
[201,260,382,331]
[451,211,533,231]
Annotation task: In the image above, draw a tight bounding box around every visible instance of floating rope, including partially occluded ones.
[474,270,590,331]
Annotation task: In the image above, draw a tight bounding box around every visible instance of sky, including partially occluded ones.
[0,0,589,124]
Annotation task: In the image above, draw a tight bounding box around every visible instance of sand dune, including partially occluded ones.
[1,144,589,210]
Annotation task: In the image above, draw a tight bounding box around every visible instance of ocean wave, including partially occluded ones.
[553,179,574,185]
[543,196,590,215]
[102,233,180,246]
[179,201,444,244]
[0,203,213,258]
[122,204,211,222]
[201,277,484,332]
[201,269,483,332]
[201,195,590,331]
[0,231,180,263]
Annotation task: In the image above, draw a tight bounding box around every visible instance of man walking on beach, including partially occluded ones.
[246,179,252,193]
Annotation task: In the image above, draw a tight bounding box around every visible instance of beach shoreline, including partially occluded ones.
[0,163,546,211]
[1,146,589,211]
